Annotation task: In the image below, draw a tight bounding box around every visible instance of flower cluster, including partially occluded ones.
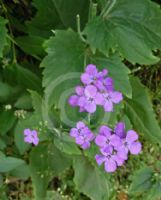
[95,122,142,173]
[69,64,142,173]
[69,121,141,173]
[68,64,123,113]
[70,121,94,149]
[24,128,39,146]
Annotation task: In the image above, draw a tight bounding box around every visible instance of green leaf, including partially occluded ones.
[41,30,85,126]
[41,29,84,89]
[129,167,153,194]
[9,163,30,180]
[0,81,12,102]
[29,90,42,115]
[16,35,45,56]
[73,156,109,200]
[30,143,71,200]
[84,0,161,64]
[12,64,42,93]
[46,191,64,200]
[144,182,161,200]
[0,152,25,172]
[90,54,132,98]
[0,110,16,135]
[26,0,61,38]
[125,77,161,143]
[53,0,90,30]
[54,133,81,155]
[0,16,8,57]
[14,94,32,109]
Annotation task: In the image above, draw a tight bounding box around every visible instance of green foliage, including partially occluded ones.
[0,110,16,135]
[129,167,153,194]
[0,152,25,172]
[84,0,161,64]
[0,16,8,57]
[29,143,71,200]
[0,0,161,199]
[73,156,109,200]
[125,77,161,143]
[129,163,161,200]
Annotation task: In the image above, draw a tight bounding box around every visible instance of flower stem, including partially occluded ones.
[76,14,86,43]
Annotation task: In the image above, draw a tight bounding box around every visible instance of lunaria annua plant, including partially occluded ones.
[68,64,142,173]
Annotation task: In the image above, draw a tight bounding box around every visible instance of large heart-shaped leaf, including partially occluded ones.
[84,0,161,64]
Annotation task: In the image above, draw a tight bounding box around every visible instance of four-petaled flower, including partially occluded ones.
[70,121,95,149]
[24,128,39,146]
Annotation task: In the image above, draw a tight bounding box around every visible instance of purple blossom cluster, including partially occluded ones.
[68,64,123,113]
[24,128,39,146]
[69,121,141,173]
[95,122,142,173]
[70,121,94,149]
[68,64,142,173]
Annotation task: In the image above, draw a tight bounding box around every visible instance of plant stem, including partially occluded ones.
[76,14,86,43]
[101,0,116,18]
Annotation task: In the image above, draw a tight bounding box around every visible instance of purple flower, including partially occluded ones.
[78,85,104,113]
[97,77,114,92]
[81,64,99,85]
[95,125,122,148]
[95,145,127,173]
[120,130,142,155]
[114,122,126,139]
[81,64,108,86]
[68,95,79,107]
[68,64,123,114]
[70,121,94,149]
[24,129,39,146]
[102,91,123,112]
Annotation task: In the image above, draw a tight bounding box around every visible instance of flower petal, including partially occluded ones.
[24,135,32,143]
[95,155,106,166]
[85,101,96,113]
[85,64,97,75]
[113,155,125,166]
[76,121,85,129]
[95,93,104,105]
[76,136,84,145]
[105,159,117,173]
[75,86,84,96]
[24,129,31,136]
[87,132,95,141]
[104,100,113,112]
[95,135,107,147]
[104,77,114,91]
[33,137,39,146]
[81,73,92,85]
[68,95,79,107]
[117,146,128,160]
[32,130,38,137]
[126,130,138,144]
[110,135,122,147]
[78,96,86,107]
[81,141,90,149]
[84,85,97,97]
[99,125,112,137]
[70,128,78,137]
[114,122,126,139]
[129,141,142,155]
[110,91,123,104]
